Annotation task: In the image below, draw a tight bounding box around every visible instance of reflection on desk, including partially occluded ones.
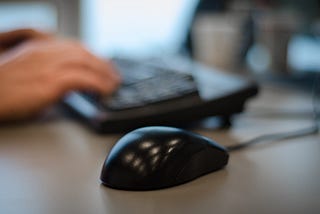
[0,84,319,214]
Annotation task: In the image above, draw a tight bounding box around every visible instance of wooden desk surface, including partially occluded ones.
[0,84,319,214]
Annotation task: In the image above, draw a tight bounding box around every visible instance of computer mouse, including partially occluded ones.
[100,126,229,190]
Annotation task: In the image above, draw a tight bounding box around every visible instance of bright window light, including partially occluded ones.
[0,2,57,32]
[81,0,199,57]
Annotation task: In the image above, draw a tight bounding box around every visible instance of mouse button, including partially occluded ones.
[206,139,228,152]
[107,132,144,157]
[105,138,156,172]
[144,137,186,172]
[101,137,183,190]
[194,134,227,152]
[100,152,155,190]
[151,139,205,181]
[175,148,229,184]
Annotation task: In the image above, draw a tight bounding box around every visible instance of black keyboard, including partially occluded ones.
[101,58,199,110]
[63,57,259,133]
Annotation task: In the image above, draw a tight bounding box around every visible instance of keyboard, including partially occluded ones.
[101,58,199,110]
[63,57,259,133]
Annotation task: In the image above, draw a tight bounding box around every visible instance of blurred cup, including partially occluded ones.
[192,13,245,71]
[254,11,301,73]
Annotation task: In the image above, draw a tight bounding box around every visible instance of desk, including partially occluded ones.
[0,83,319,214]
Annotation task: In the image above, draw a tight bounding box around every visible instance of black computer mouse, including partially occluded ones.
[100,126,229,190]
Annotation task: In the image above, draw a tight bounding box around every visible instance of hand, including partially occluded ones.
[0,39,121,121]
[0,28,52,54]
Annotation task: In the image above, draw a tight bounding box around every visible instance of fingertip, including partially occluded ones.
[104,60,122,81]
[111,70,122,84]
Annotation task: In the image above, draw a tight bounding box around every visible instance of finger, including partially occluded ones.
[7,28,53,40]
[22,39,121,85]
[59,41,122,83]
[103,59,122,83]
[0,28,53,51]
[55,55,119,85]
[52,67,120,99]
[49,46,122,85]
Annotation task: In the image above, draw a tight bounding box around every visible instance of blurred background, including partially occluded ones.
[0,0,319,85]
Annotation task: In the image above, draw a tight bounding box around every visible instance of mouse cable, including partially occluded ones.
[226,124,318,152]
[244,107,318,119]
[226,74,320,152]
